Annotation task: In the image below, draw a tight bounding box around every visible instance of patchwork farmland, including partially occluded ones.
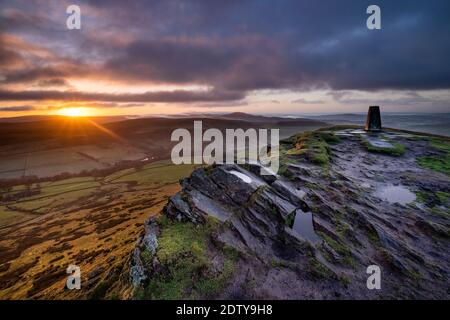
[0,160,199,299]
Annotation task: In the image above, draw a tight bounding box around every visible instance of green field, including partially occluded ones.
[110,161,200,185]
[0,160,200,228]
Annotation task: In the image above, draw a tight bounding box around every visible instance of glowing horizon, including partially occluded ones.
[1,1,449,117]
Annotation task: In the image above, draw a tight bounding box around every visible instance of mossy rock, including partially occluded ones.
[279,131,340,168]
[363,139,406,156]
[140,217,235,299]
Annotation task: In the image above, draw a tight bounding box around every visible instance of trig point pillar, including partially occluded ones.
[365,106,382,131]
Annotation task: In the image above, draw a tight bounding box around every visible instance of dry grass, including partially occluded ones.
[0,160,197,299]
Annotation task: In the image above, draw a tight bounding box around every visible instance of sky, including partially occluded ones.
[0,0,450,117]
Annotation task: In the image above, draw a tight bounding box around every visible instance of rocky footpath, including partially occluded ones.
[130,127,449,299]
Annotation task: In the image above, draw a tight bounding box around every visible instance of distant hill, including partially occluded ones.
[219,112,328,126]
[0,113,330,148]
[0,115,130,124]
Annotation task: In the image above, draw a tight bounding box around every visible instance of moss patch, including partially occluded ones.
[280,131,340,169]
[363,139,406,156]
[195,257,235,298]
[307,257,335,279]
[416,191,449,206]
[317,231,356,267]
[277,143,296,178]
[417,138,450,175]
[141,216,235,299]
[429,139,450,153]
[417,156,450,175]
[416,191,449,217]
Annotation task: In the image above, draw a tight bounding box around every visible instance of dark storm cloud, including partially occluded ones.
[0,105,36,111]
[0,8,54,32]
[3,67,68,84]
[0,89,244,103]
[93,0,450,92]
[0,0,449,104]
[35,78,70,87]
[102,39,240,84]
[0,47,23,67]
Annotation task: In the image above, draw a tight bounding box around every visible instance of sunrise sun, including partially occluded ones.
[58,107,89,117]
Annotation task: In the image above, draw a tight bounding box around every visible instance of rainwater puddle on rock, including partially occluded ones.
[365,137,394,149]
[349,129,367,134]
[290,210,321,243]
[229,170,252,183]
[376,185,416,205]
[334,130,354,137]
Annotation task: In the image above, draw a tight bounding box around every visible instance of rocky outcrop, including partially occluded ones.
[131,129,450,299]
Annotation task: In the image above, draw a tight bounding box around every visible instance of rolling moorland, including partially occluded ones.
[0,113,326,180]
[0,113,326,299]
[0,114,448,299]
[0,160,199,299]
